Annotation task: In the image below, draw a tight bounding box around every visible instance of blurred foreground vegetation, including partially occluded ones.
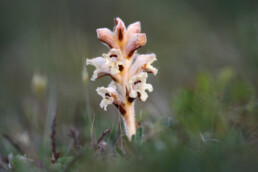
[1,68,257,172]
[1,0,258,171]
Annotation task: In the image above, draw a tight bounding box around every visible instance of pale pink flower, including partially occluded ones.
[87,18,158,140]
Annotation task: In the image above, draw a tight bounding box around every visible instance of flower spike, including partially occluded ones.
[86,18,158,140]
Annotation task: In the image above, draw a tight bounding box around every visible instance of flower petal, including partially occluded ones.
[86,57,109,81]
[114,17,126,41]
[138,83,153,101]
[96,87,114,111]
[127,21,141,35]
[102,48,125,75]
[129,53,158,77]
[97,28,118,48]
[102,48,123,61]
[96,83,123,110]
[128,72,153,101]
[129,89,137,98]
[86,57,107,67]
[125,33,146,57]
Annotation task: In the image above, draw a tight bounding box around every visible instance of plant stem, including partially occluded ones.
[122,102,136,140]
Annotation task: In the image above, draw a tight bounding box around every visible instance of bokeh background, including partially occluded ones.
[0,0,258,171]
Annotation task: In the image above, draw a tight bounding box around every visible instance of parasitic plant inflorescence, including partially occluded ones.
[86,18,158,140]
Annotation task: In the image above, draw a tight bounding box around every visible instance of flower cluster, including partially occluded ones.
[86,18,157,140]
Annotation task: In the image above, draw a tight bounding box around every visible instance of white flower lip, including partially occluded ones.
[102,49,125,75]
[96,81,123,111]
[130,53,158,77]
[86,49,125,81]
[86,57,109,81]
[128,72,153,102]
[97,87,114,111]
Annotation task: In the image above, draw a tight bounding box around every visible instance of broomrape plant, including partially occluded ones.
[86,18,158,140]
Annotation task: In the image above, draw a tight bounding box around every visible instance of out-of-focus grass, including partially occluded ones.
[1,0,258,171]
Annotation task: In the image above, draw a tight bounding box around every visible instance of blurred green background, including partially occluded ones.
[0,0,258,171]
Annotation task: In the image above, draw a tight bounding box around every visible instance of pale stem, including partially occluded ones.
[118,58,137,140]
[122,102,136,140]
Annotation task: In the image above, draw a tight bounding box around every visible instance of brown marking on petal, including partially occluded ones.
[134,80,141,85]
[126,85,136,103]
[127,97,135,103]
[118,29,123,41]
[110,54,118,58]
[114,18,125,41]
[97,73,118,82]
[110,75,119,82]
[147,70,154,74]
[118,65,124,71]
[132,65,145,76]
[114,104,126,115]
[126,86,130,97]
[141,65,155,74]
[119,106,126,115]
[105,93,111,97]
[125,87,135,103]
[126,34,146,58]
[127,50,136,58]
[137,92,142,100]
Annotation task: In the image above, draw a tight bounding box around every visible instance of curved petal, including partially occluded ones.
[129,89,137,98]
[129,53,158,77]
[114,17,126,41]
[102,48,123,61]
[125,33,146,57]
[138,90,148,101]
[138,83,153,101]
[144,83,153,92]
[86,57,110,81]
[97,28,118,48]
[128,72,153,101]
[86,57,107,67]
[102,49,125,75]
[96,83,123,110]
[96,87,114,111]
[126,21,141,36]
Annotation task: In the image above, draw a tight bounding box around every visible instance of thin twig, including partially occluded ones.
[50,112,60,163]
[97,128,111,145]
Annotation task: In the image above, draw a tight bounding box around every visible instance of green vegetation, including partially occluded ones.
[1,69,257,172]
